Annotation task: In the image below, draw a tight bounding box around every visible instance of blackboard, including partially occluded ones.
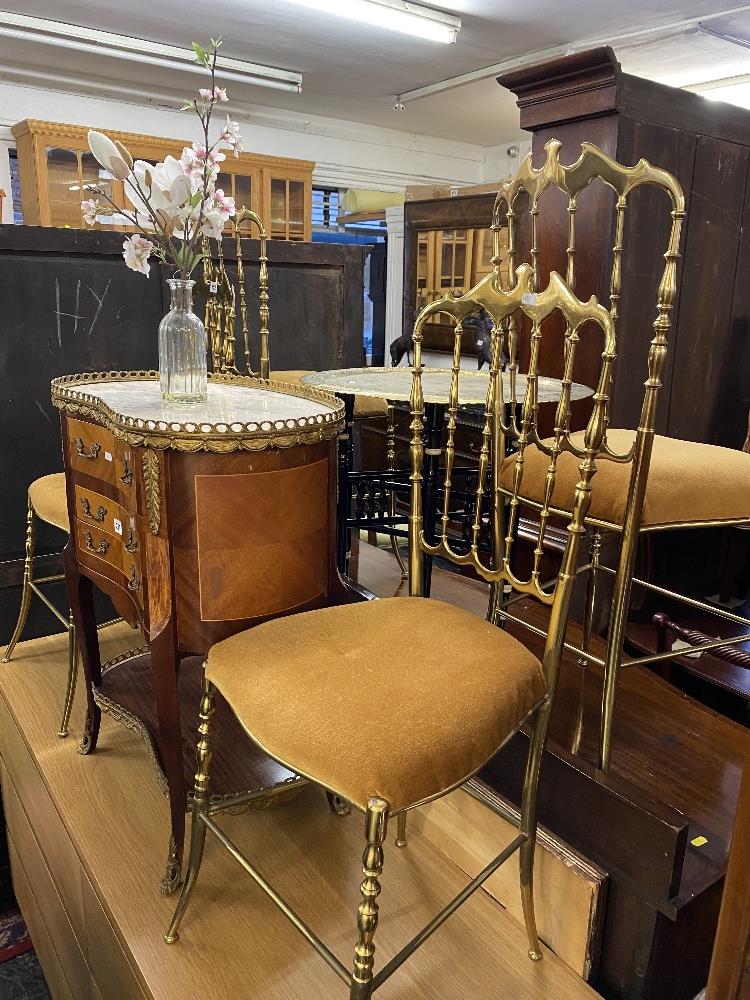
[0,225,364,579]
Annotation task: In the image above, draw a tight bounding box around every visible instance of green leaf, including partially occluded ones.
[192,41,209,66]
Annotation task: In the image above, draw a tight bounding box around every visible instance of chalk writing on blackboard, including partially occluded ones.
[54,277,112,345]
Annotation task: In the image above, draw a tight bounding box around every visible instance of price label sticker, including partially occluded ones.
[521,292,537,306]
[113,518,123,536]
[209,280,218,294]
[104,450,113,462]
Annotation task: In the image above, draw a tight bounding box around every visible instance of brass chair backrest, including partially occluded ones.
[409,263,615,690]
[490,140,685,514]
[201,209,271,380]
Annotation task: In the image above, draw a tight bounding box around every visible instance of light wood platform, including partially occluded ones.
[0,622,600,1000]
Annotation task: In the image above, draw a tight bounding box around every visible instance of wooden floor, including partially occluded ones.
[0,619,599,999]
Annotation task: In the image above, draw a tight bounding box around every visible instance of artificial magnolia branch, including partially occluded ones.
[82,38,242,279]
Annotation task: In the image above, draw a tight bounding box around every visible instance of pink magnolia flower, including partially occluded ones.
[81,198,100,226]
[220,115,243,157]
[122,234,154,276]
[180,142,226,182]
[199,86,228,103]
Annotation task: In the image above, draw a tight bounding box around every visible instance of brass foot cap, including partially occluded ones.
[58,730,69,739]
[528,949,543,962]
[164,933,178,945]
[395,838,407,849]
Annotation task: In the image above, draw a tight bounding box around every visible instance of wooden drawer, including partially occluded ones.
[82,871,149,1000]
[0,699,86,944]
[74,483,123,538]
[8,835,78,1000]
[3,770,90,1000]
[67,416,116,484]
[76,522,124,576]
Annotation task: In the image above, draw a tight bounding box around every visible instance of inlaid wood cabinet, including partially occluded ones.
[11,119,314,240]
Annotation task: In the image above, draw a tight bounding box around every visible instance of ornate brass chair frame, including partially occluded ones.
[164,264,618,998]
[479,139,750,771]
[2,487,78,738]
[199,207,270,379]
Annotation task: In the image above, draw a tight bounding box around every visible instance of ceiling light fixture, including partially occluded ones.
[0,11,303,92]
[283,0,461,44]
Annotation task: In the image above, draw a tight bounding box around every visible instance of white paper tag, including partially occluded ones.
[113,518,123,536]
[104,450,113,462]
[521,292,537,306]
[209,280,218,294]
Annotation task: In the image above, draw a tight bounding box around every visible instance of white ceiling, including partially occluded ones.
[3,1,750,144]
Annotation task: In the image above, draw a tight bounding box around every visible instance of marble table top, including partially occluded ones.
[302,366,593,406]
[51,373,344,452]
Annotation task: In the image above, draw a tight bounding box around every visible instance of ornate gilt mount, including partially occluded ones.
[142,450,161,535]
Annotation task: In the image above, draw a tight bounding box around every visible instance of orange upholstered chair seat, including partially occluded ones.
[28,473,69,533]
[206,596,545,814]
[499,428,750,529]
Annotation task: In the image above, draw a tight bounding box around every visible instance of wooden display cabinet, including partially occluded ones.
[11,119,314,240]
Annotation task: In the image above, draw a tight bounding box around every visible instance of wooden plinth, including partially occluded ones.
[0,623,598,1000]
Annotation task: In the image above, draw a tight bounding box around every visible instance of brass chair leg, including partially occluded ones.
[165,668,216,944]
[349,797,388,1000]
[327,791,352,816]
[519,701,551,963]
[2,497,35,663]
[395,811,407,848]
[58,615,78,738]
[571,530,602,756]
[599,526,641,772]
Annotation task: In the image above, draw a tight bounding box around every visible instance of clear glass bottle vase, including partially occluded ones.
[158,278,208,404]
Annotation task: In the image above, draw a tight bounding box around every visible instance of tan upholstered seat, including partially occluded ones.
[206,596,545,813]
[28,473,69,533]
[271,369,389,419]
[499,428,750,529]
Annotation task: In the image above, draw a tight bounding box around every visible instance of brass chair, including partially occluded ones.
[164,264,621,997]
[2,473,79,738]
[476,139,750,772]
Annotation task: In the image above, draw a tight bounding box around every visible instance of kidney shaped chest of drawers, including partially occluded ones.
[52,371,345,889]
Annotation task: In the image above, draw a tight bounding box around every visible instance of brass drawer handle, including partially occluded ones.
[80,497,107,522]
[82,530,109,556]
[120,457,133,486]
[124,528,139,553]
[127,564,141,592]
[74,437,101,460]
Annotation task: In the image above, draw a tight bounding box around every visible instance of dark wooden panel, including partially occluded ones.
[0,227,364,587]
[665,136,749,442]
[614,118,698,433]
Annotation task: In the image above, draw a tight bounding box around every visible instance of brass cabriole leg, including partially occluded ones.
[395,812,407,849]
[571,530,602,756]
[349,797,388,1000]
[2,497,35,663]
[165,668,215,942]
[57,615,78,738]
[519,701,551,963]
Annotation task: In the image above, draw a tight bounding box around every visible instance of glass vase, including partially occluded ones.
[158,278,207,404]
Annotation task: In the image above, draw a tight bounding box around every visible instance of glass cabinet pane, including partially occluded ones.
[81,152,117,226]
[288,180,304,239]
[234,174,251,211]
[270,178,287,237]
[46,147,80,227]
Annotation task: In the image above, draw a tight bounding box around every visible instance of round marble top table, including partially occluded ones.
[301,366,593,405]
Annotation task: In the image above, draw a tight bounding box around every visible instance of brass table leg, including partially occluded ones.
[349,798,388,999]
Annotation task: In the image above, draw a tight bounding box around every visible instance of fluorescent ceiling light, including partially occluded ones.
[284,0,461,44]
[0,11,302,92]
